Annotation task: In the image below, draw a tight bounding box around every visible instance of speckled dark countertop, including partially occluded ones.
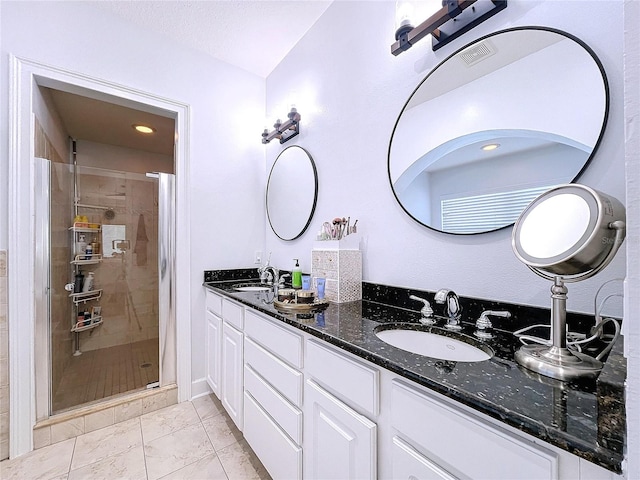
[204,270,626,473]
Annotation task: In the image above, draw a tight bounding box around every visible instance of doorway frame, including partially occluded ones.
[8,55,192,457]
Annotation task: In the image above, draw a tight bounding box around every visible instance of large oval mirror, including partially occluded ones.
[388,27,609,235]
[266,145,318,240]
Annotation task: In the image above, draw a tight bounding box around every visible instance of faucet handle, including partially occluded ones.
[409,295,435,325]
[475,310,511,339]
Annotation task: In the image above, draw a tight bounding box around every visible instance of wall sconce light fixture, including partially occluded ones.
[391,0,507,55]
[262,107,301,144]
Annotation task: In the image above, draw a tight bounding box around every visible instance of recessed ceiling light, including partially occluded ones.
[132,124,156,134]
[481,143,500,151]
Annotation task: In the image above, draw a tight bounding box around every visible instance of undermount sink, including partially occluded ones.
[375,325,493,362]
[232,283,273,292]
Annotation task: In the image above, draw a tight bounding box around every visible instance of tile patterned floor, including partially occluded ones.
[0,394,271,480]
[53,338,159,413]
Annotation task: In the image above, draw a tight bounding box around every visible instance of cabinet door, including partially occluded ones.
[304,379,376,480]
[206,310,222,398]
[222,321,244,431]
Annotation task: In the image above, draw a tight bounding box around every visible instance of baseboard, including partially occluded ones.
[191,377,212,400]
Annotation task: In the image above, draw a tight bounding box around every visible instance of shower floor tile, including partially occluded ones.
[53,338,159,413]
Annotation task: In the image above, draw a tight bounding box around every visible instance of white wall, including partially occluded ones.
[33,86,70,160]
[265,0,626,316]
[0,1,266,396]
[76,140,173,175]
[623,0,639,476]
[266,1,638,475]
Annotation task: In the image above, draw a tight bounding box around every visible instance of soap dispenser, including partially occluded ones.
[292,259,302,289]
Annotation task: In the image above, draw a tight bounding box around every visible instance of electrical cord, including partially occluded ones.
[513,317,621,359]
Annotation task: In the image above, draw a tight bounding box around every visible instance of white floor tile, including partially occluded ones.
[68,445,146,480]
[143,422,215,480]
[202,410,243,452]
[192,394,224,421]
[216,439,270,480]
[157,453,227,480]
[141,401,200,443]
[0,438,75,480]
[0,398,270,480]
[71,417,142,471]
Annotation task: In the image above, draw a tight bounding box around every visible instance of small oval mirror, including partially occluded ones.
[266,146,318,241]
[388,27,609,235]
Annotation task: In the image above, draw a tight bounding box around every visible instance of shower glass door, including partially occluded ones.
[37,160,175,415]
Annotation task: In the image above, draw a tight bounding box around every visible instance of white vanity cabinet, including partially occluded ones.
[385,377,619,480]
[304,339,379,480]
[243,309,304,480]
[205,290,223,397]
[218,297,245,430]
[389,379,561,480]
[203,291,621,480]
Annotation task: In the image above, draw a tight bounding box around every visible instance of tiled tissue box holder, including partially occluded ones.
[311,235,362,303]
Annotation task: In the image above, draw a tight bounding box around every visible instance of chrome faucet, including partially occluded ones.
[434,289,462,330]
[257,253,278,285]
[259,265,278,285]
[278,273,291,287]
[409,295,435,325]
[474,310,511,339]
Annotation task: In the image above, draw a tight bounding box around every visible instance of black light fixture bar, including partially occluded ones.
[391,0,507,55]
[262,107,301,145]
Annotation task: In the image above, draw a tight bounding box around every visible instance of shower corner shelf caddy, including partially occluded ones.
[69,222,104,339]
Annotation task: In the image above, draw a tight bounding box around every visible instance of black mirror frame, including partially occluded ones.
[387,26,610,235]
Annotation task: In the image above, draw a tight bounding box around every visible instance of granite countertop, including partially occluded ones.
[204,276,626,473]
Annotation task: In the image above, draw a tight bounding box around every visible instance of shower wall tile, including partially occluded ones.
[35,120,73,410]
[33,425,52,450]
[50,416,84,444]
[85,408,115,433]
[74,172,159,354]
[0,412,8,458]
[115,399,143,423]
[0,380,8,414]
[49,162,73,404]
[0,250,6,276]
[142,390,170,414]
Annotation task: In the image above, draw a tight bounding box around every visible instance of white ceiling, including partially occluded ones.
[45,1,333,156]
[94,0,334,78]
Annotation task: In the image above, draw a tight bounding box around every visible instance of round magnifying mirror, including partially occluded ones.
[388,27,609,235]
[512,184,625,277]
[511,184,625,381]
[266,146,318,241]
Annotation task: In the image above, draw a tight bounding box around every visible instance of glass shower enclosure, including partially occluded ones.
[34,158,176,416]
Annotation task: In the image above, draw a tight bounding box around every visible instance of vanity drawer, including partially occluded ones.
[244,391,302,480]
[222,298,243,329]
[391,379,558,480]
[306,339,379,416]
[245,337,303,407]
[244,364,302,444]
[244,309,303,368]
[205,290,222,316]
[392,435,456,480]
